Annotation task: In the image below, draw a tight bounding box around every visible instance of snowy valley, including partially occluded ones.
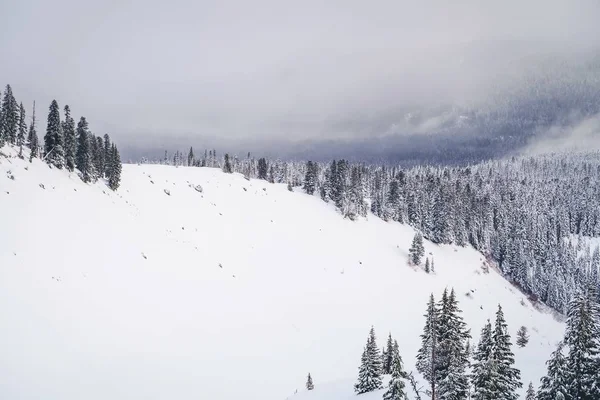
[0,145,567,400]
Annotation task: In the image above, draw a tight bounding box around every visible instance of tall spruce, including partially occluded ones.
[409,232,425,265]
[76,116,92,182]
[303,161,317,195]
[383,333,394,374]
[17,102,26,156]
[44,100,64,168]
[223,153,232,173]
[108,144,122,191]
[383,339,407,400]
[471,320,496,400]
[563,287,600,399]
[537,342,569,400]
[1,84,18,145]
[94,135,104,178]
[188,146,194,166]
[436,288,471,400]
[416,293,439,399]
[258,157,268,180]
[28,101,38,160]
[491,305,522,400]
[354,326,383,394]
[62,105,77,171]
[103,134,111,177]
[525,382,536,400]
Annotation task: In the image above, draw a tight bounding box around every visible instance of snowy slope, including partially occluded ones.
[0,146,564,400]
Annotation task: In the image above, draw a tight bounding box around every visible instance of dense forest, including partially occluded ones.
[0,84,122,189]
[147,148,600,315]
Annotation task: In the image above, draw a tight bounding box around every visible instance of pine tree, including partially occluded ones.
[416,293,439,398]
[409,232,425,265]
[94,135,104,178]
[223,153,232,173]
[306,373,314,390]
[425,258,431,273]
[258,158,268,180]
[516,326,529,348]
[354,326,383,394]
[76,116,92,182]
[108,144,122,191]
[563,287,600,399]
[383,333,394,374]
[492,305,522,400]
[537,342,569,400]
[525,382,536,400]
[436,288,471,400]
[17,102,26,157]
[44,100,64,168]
[383,339,407,400]
[28,101,38,161]
[303,160,317,195]
[1,84,18,145]
[62,105,77,171]
[188,146,194,166]
[471,320,496,400]
[287,181,293,192]
[103,134,111,177]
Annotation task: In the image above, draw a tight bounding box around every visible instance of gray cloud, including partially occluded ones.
[2,0,600,151]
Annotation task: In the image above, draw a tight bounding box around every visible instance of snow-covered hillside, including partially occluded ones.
[0,146,564,400]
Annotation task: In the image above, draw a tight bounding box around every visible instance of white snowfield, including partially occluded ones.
[0,146,563,400]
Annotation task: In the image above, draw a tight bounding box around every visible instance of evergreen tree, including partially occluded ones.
[492,305,522,400]
[188,146,194,166]
[471,320,496,400]
[44,100,64,168]
[563,287,600,399]
[103,134,111,177]
[516,326,529,348]
[525,382,536,400]
[62,105,77,171]
[383,333,394,374]
[1,84,18,145]
[409,232,425,265]
[28,101,38,160]
[306,373,314,390]
[416,293,439,398]
[223,153,232,173]
[94,135,104,177]
[303,160,317,195]
[437,288,471,400]
[287,181,293,192]
[537,342,569,400]
[354,326,383,394]
[17,102,26,156]
[383,339,407,400]
[258,158,268,180]
[108,144,122,191]
[76,116,92,182]
[425,258,431,273]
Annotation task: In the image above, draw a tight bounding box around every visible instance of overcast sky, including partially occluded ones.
[2,0,600,148]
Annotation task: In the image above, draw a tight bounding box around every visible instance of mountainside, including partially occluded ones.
[0,145,564,400]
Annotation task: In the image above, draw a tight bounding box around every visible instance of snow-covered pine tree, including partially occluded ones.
[62,105,77,171]
[17,102,26,157]
[436,288,471,400]
[491,305,522,400]
[108,144,122,191]
[188,146,194,166]
[306,373,314,390]
[409,232,425,265]
[525,382,535,400]
[425,258,430,273]
[44,100,64,168]
[383,339,407,400]
[354,326,383,394]
[416,293,439,398]
[103,134,111,177]
[258,158,268,180]
[516,326,529,348]
[94,136,104,178]
[563,287,600,399]
[471,320,495,400]
[383,333,394,374]
[287,181,293,192]
[303,161,317,195]
[28,101,38,160]
[76,116,93,182]
[223,153,232,173]
[1,84,18,145]
[537,342,569,400]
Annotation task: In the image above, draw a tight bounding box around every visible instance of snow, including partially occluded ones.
[0,146,564,400]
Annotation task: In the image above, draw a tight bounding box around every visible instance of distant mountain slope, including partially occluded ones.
[0,145,563,400]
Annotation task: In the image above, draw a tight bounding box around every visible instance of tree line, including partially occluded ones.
[0,84,122,190]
